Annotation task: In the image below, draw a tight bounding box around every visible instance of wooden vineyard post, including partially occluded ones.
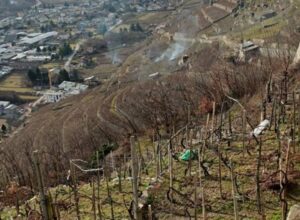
[117,162,123,193]
[219,102,225,140]
[168,140,173,201]
[230,161,239,220]
[260,100,264,122]
[110,151,115,173]
[292,91,296,153]
[152,130,156,160]
[185,125,189,147]
[92,177,96,220]
[242,109,246,156]
[188,103,191,125]
[153,131,159,180]
[158,136,162,176]
[70,161,81,220]
[104,166,114,220]
[284,71,288,103]
[228,111,232,147]
[188,129,194,177]
[155,141,160,180]
[198,115,209,220]
[194,172,198,220]
[205,114,210,145]
[256,138,264,218]
[218,144,223,199]
[148,205,153,220]
[137,138,144,167]
[190,128,194,147]
[123,153,127,179]
[274,96,278,132]
[200,144,206,220]
[282,139,291,220]
[270,98,276,131]
[138,158,142,186]
[277,108,282,171]
[96,151,102,220]
[130,136,140,220]
[278,140,285,220]
[211,102,216,144]
[33,150,50,220]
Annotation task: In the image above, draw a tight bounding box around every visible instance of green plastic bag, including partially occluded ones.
[180,149,197,161]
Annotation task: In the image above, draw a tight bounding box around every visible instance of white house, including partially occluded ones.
[58,81,88,94]
[0,101,10,115]
[43,90,65,103]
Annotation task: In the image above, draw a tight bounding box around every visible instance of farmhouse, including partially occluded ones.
[58,81,88,95]
[43,90,65,103]
[41,81,89,104]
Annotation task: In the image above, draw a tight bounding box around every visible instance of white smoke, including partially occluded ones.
[155,33,188,62]
[106,50,122,64]
[155,13,200,63]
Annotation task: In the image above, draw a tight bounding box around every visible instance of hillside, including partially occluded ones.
[1,0,300,219]
[2,66,300,219]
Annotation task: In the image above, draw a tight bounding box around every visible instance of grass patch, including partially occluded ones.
[0,73,36,94]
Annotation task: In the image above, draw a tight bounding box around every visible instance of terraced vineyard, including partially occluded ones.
[2,68,300,219]
[1,0,300,219]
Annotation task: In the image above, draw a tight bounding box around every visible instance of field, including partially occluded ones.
[0,72,38,101]
[232,17,287,41]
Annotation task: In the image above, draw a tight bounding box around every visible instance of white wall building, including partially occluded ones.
[43,90,65,103]
[42,81,88,104]
[58,81,88,94]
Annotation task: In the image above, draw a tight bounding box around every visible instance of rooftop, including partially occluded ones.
[0,101,10,107]
[58,81,88,92]
[18,31,58,45]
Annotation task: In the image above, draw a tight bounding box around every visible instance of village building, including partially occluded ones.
[0,101,10,115]
[84,76,100,87]
[43,90,65,103]
[41,81,89,104]
[58,81,88,94]
[239,41,260,62]
[0,66,13,78]
[260,10,277,21]
[0,101,23,120]
[17,31,58,47]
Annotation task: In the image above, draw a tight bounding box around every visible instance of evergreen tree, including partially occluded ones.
[130,23,136,32]
[135,23,143,32]
[98,23,107,35]
[1,124,7,134]
[27,69,37,83]
[58,69,70,83]
[59,43,73,58]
